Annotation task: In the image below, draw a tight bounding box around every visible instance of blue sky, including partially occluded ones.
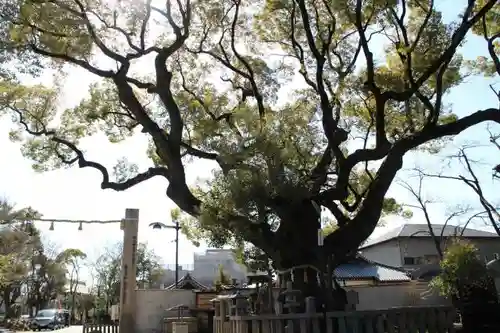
[0,0,498,284]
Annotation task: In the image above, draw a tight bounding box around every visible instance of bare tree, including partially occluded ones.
[399,172,471,260]
[417,134,500,236]
[491,130,500,179]
[91,243,122,312]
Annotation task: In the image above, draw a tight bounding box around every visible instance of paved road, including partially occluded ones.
[18,325,83,333]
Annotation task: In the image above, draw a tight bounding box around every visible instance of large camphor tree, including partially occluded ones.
[1,0,499,302]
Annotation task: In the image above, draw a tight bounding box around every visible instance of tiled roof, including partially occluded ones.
[164,273,209,291]
[334,256,410,282]
[360,223,497,249]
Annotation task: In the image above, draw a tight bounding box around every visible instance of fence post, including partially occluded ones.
[119,208,139,333]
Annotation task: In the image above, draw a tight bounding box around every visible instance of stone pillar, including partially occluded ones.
[119,208,139,333]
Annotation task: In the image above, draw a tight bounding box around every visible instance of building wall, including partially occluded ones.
[465,238,500,263]
[399,237,500,270]
[361,237,500,270]
[359,240,403,267]
[349,281,451,310]
[193,249,247,283]
[158,250,248,288]
[399,238,444,270]
[135,289,195,333]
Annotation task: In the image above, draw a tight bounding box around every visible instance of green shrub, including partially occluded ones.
[430,239,492,298]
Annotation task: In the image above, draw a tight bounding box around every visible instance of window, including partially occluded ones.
[424,255,439,264]
[404,257,416,265]
[404,257,427,265]
[36,310,57,318]
[414,257,423,265]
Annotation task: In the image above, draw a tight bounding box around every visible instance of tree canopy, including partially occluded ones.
[1,0,499,277]
[91,240,162,310]
[0,199,68,317]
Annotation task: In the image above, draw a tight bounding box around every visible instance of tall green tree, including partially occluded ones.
[0,228,32,317]
[91,241,162,312]
[28,250,67,314]
[135,243,163,289]
[1,0,499,303]
[92,244,122,313]
[57,248,87,321]
[0,199,41,317]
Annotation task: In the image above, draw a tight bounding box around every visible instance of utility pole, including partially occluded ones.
[150,220,180,288]
[174,220,179,288]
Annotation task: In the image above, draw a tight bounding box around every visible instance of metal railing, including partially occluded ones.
[82,322,119,333]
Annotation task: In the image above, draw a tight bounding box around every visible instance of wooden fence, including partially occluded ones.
[82,322,119,333]
[214,306,456,333]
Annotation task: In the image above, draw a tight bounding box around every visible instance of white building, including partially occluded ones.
[160,265,193,287]
[192,249,247,284]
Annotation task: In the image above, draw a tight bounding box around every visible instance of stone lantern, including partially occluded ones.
[212,295,231,320]
[229,292,250,316]
[248,290,258,314]
[486,258,500,295]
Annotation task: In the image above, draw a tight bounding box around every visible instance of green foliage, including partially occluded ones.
[0,199,63,316]
[234,245,270,273]
[0,199,42,288]
[33,251,68,306]
[321,223,338,237]
[92,243,122,308]
[57,248,87,263]
[214,264,232,289]
[430,239,492,298]
[466,0,500,76]
[136,242,163,287]
[55,248,88,319]
[91,241,162,309]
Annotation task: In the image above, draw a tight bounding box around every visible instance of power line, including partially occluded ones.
[0,217,123,224]
[0,217,125,231]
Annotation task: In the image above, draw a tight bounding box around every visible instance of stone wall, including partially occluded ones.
[349,282,450,310]
[134,282,450,333]
[135,289,196,333]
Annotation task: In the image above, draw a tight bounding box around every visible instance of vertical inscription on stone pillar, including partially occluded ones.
[131,236,137,289]
[122,264,128,304]
[132,236,137,267]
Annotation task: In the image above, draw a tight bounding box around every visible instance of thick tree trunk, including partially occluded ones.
[273,202,348,312]
[3,288,15,319]
[71,293,76,323]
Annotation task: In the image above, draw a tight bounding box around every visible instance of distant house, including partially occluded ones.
[359,224,500,279]
[334,255,411,286]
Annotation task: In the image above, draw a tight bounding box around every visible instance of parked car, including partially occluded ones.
[58,309,70,327]
[31,309,63,331]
